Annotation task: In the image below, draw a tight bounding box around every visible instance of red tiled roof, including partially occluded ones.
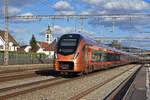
[17,48,25,52]
[37,39,56,51]
[0,30,18,45]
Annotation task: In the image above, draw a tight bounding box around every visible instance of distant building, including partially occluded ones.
[36,25,55,58]
[19,26,56,58]
[19,40,56,58]
[45,25,52,44]
[18,45,31,52]
[107,40,122,50]
[0,30,18,51]
[36,39,56,58]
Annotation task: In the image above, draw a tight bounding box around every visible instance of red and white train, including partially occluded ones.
[54,34,139,75]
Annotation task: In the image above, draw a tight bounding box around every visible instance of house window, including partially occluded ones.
[0,45,3,49]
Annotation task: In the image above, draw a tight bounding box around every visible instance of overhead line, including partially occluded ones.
[8,14,150,19]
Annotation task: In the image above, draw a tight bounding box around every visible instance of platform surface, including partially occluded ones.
[125,64,147,100]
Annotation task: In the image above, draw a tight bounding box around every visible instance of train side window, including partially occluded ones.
[91,50,101,63]
[115,54,119,61]
[88,49,91,60]
[82,45,85,51]
[103,53,108,62]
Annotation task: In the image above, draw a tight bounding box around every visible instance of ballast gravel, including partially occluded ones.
[7,64,140,100]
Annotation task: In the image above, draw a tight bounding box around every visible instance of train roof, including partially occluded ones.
[84,37,136,56]
[60,33,138,57]
[84,36,138,57]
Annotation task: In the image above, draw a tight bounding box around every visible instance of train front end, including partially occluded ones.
[54,34,85,74]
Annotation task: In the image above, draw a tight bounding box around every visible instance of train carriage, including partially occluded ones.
[54,33,138,75]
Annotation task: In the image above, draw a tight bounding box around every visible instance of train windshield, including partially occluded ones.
[57,34,81,55]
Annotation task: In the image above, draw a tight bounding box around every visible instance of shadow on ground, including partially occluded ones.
[35,70,60,77]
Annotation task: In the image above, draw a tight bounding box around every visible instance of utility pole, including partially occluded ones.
[74,18,77,32]
[79,18,83,33]
[112,17,115,32]
[4,0,8,65]
[52,17,55,32]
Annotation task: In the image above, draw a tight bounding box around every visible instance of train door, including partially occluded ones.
[87,47,91,66]
[84,47,92,73]
[101,49,105,69]
[82,45,86,69]
[83,45,89,71]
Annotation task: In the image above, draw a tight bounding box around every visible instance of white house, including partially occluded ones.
[36,40,56,58]
[0,30,18,51]
[24,45,31,52]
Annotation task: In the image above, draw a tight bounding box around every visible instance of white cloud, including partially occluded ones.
[79,0,150,14]
[52,1,73,11]
[49,25,95,38]
[53,25,73,34]
[75,0,104,5]
[52,1,75,15]
[9,28,29,34]
[78,0,150,11]
[56,11,75,15]
[80,11,90,15]
[104,0,150,11]
[10,12,39,23]
[0,6,21,16]
[20,12,33,16]
[8,7,21,15]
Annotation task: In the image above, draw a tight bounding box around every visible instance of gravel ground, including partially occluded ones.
[80,65,140,100]
[0,77,67,97]
[0,70,37,78]
[0,75,56,89]
[7,64,140,100]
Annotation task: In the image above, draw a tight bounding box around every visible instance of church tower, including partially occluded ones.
[45,25,52,44]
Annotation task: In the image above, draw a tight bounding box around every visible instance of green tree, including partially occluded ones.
[30,34,38,52]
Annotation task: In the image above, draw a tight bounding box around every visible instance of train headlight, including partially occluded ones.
[74,52,79,59]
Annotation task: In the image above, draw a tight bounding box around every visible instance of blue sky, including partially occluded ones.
[1,0,150,49]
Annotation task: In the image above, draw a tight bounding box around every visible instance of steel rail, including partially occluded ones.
[0,72,40,82]
[0,66,52,74]
[68,65,138,100]
[0,77,61,93]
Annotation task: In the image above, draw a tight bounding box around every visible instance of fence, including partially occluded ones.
[0,51,52,65]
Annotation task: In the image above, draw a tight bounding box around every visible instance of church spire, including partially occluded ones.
[45,25,52,44]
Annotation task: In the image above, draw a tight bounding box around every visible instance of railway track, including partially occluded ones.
[0,77,63,100]
[69,65,141,100]
[0,64,140,100]
[0,67,52,74]
[0,72,40,82]
[0,68,55,82]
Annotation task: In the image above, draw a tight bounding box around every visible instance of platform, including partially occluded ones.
[124,64,148,100]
